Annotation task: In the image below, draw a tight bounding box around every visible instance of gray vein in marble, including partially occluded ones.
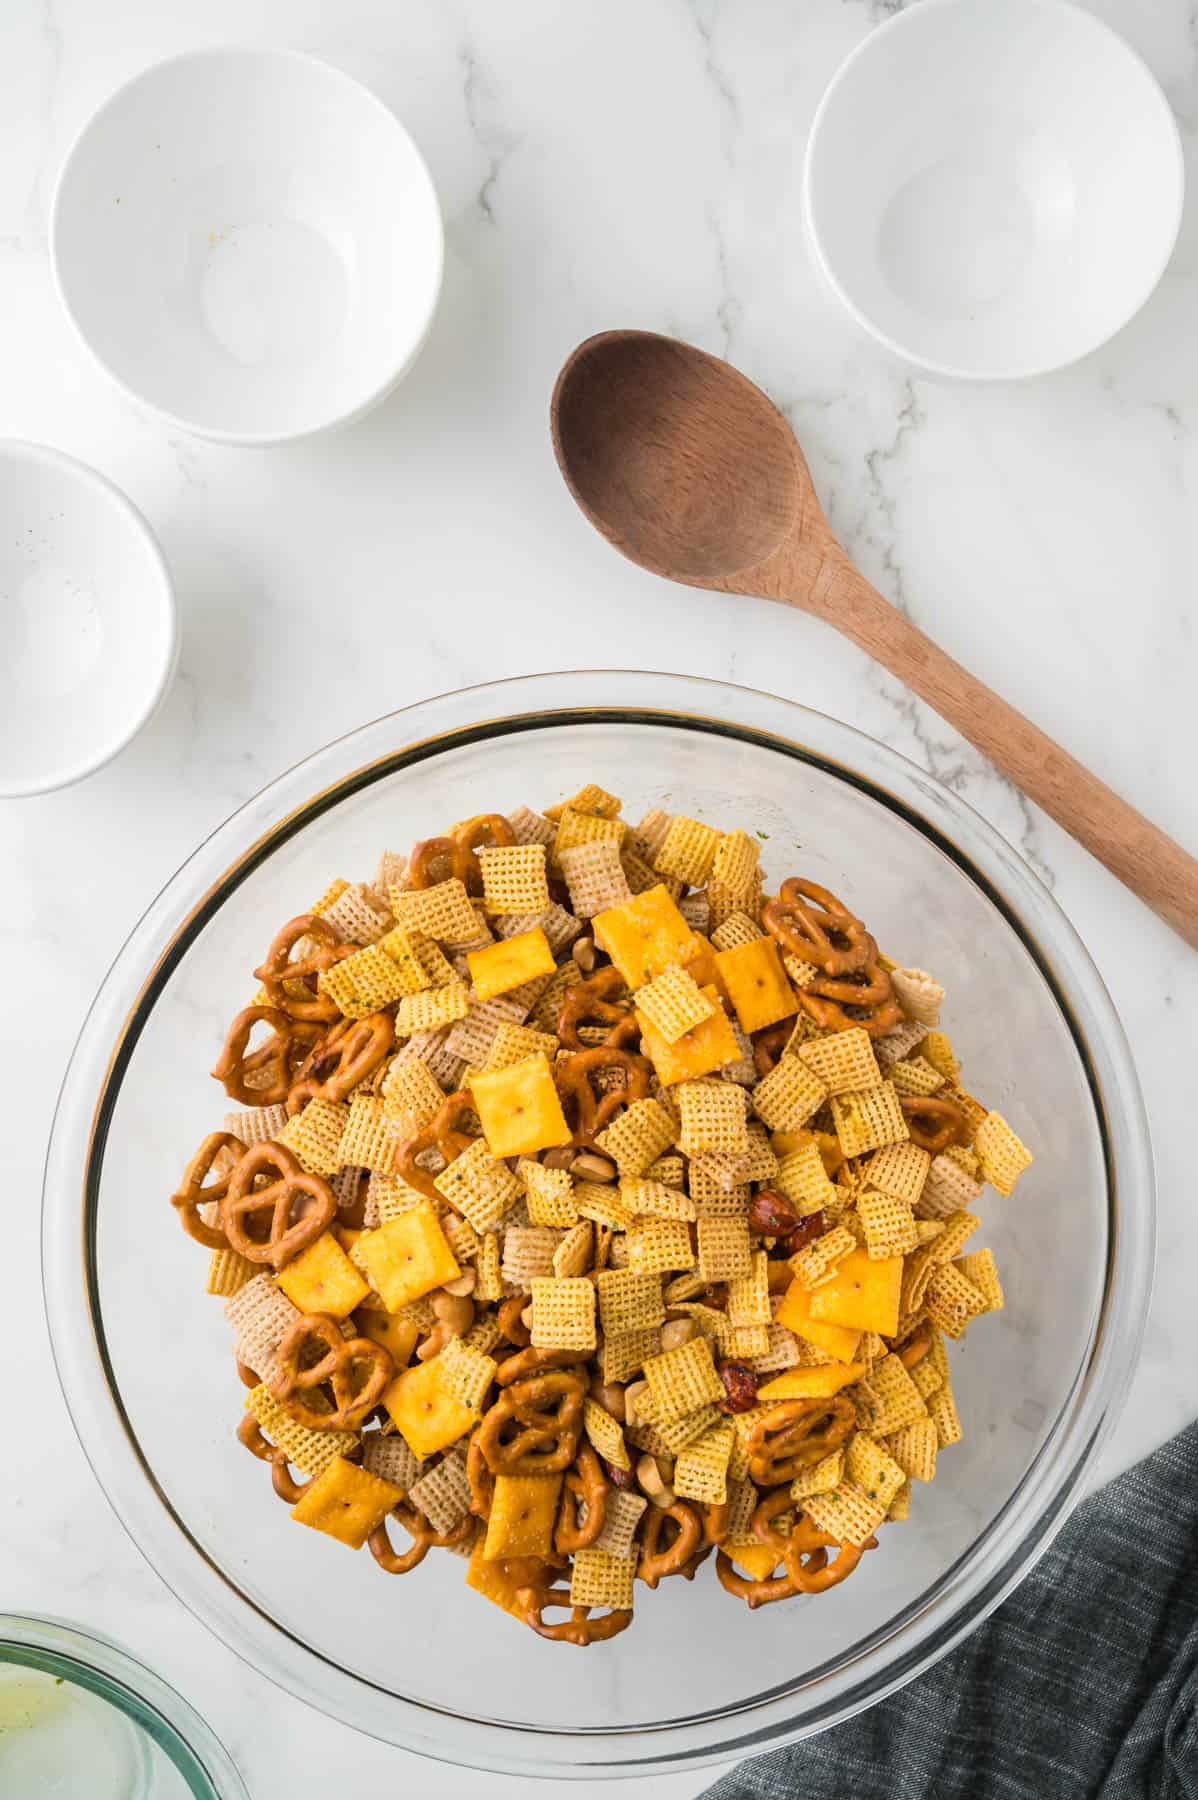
[687,0,739,140]
[458,38,519,226]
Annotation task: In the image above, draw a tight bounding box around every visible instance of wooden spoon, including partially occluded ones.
[551,329,1198,950]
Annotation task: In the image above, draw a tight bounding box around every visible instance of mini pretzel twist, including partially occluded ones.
[220,1141,337,1270]
[752,1023,793,1078]
[762,879,876,976]
[557,967,635,1052]
[269,1312,394,1429]
[254,915,353,1022]
[900,1093,969,1153]
[407,814,514,894]
[368,1500,475,1575]
[783,1513,877,1594]
[171,1131,246,1249]
[515,1582,633,1647]
[477,1370,586,1476]
[797,959,902,1038]
[286,1011,395,1113]
[554,1446,608,1554]
[212,1005,324,1106]
[746,1397,856,1487]
[702,1500,730,1547]
[495,1345,583,1386]
[237,1414,313,1504]
[637,1498,703,1588]
[467,1434,495,1519]
[395,1089,477,1202]
[751,1484,801,1555]
[897,1322,933,1370]
[715,1548,797,1610]
[554,1045,652,1146]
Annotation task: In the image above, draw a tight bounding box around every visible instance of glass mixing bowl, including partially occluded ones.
[43,672,1153,1780]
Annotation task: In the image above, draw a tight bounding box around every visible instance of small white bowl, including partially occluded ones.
[51,48,444,444]
[804,0,1184,380]
[0,443,176,796]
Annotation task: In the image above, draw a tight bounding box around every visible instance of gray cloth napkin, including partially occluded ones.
[704,1422,1198,1800]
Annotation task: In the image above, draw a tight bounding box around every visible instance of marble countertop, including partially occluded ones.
[4,1,1196,1795]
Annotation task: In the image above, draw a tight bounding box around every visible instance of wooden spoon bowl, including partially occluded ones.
[551,329,1198,949]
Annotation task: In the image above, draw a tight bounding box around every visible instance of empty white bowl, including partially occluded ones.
[0,442,176,796]
[804,0,1184,380]
[51,49,444,444]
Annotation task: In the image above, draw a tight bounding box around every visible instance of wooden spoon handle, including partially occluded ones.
[807,556,1198,948]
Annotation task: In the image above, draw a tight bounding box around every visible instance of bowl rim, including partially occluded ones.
[48,44,445,447]
[0,438,178,797]
[801,0,1185,382]
[41,670,1155,1777]
[0,1612,249,1798]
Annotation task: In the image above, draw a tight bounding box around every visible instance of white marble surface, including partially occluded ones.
[3,1,1197,1795]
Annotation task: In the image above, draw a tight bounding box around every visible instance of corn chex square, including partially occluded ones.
[863,1142,930,1209]
[687,1155,750,1218]
[635,965,715,1045]
[955,1248,1004,1313]
[396,982,472,1036]
[620,1177,695,1221]
[521,1162,578,1227]
[751,1055,827,1133]
[845,1431,907,1510]
[653,815,721,886]
[888,1057,945,1098]
[206,1246,256,1297]
[830,1083,909,1157]
[774,1140,838,1216]
[885,1416,939,1483]
[789,1223,856,1288]
[710,912,763,952]
[319,944,408,1019]
[569,1548,635,1610]
[677,1079,748,1156]
[486,1022,559,1072]
[379,1055,445,1131]
[336,1095,400,1174]
[797,1027,882,1095]
[857,1189,919,1260]
[434,1139,521,1232]
[276,1100,348,1176]
[854,1354,927,1434]
[673,1421,735,1505]
[802,1482,887,1547]
[790,1448,845,1501]
[476,1231,503,1301]
[477,843,550,915]
[627,1216,695,1275]
[244,1384,357,1476]
[392,878,482,944]
[975,1111,1033,1195]
[530,1277,596,1351]
[924,1263,987,1339]
[727,1250,771,1325]
[696,1216,752,1282]
[595,1097,677,1176]
[596,1268,665,1335]
[603,1325,661,1385]
[642,1335,724,1422]
[584,1397,631,1471]
[552,1220,593,1278]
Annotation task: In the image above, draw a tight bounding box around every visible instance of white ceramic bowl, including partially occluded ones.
[0,442,176,797]
[51,48,444,444]
[804,0,1184,380]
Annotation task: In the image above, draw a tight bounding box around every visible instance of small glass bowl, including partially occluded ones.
[42,672,1153,1780]
[0,1615,247,1797]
